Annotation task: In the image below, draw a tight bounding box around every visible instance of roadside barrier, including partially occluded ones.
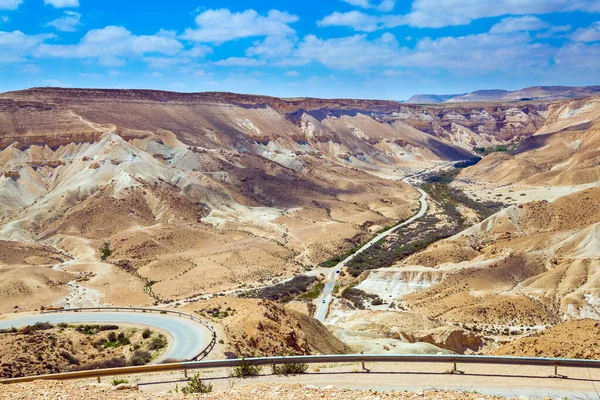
[2,353,600,384]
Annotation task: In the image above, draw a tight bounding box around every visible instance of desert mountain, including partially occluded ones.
[0,87,566,311]
[406,85,600,104]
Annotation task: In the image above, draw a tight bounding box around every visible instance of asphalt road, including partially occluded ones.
[0,312,209,361]
[315,177,429,321]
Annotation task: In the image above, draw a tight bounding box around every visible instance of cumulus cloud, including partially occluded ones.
[570,21,600,42]
[288,31,554,72]
[181,9,298,44]
[341,0,396,12]
[0,30,54,63]
[214,57,266,66]
[44,0,79,8]
[489,16,549,33]
[245,34,296,60]
[285,70,300,76]
[388,0,600,28]
[34,26,183,66]
[45,11,81,32]
[555,42,600,68]
[318,11,382,32]
[0,0,21,10]
[294,33,401,69]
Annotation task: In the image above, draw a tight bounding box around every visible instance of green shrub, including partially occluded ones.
[31,322,54,331]
[142,328,152,339]
[148,334,167,350]
[59,350,80,365]
[271,362,308,376]
[129,350,152,366]
[181,373,213,394]
[229,359,262,378]
[111,378,129,386]
[99,241,112,261]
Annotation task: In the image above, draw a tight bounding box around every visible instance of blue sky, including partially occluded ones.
[0,0,599,99]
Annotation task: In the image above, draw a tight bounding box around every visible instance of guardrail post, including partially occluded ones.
[554,365,558,376]
[184,369,188,379]
[97,376,101,383]
[453,362,457,374]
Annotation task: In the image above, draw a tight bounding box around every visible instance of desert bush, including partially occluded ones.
[59,351,80,365]
[240,276,317,303]
[271,362,308,376]
[70,357,127,371]
[76,324,119,335]
[31,322,54,331]
[129,350,152,366]
[148,334,167,350]
[229,359,262,378]
[111,378,128,386]
[142,328,152,339]
[181,373,213,394]
[99,241,112,261]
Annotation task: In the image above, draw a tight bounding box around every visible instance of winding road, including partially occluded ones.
[315,176,429,321]
[0,311,211,361]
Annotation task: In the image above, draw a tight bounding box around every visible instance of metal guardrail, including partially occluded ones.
[2,354,600,385]
[40,307,217,361]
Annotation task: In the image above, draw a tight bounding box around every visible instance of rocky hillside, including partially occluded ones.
[186,298,350,358]
[0,87,562,311]
[490,319,600,359]
[459,95,600,186]
[407,85,600,104]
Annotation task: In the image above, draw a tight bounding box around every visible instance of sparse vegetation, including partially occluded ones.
[75,324,119,335]
[271,362,309,375]
[111,378,129,386]
[344,164,506,277]
[239,275,317,303]
[229,359,263,378]
[148,334,167,350]
[181,373,213,394]
[99,240,112,261]
[129,350,152,366]
[297,281,324,301]
[142,328,152,339]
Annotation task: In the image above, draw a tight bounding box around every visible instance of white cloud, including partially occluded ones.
[294,33,401,69]
[192,70,206,77]
[0,16,8,23]
[78,72,102,78]
[318,11,382,32]
[285,70,300,76]
[214,57,266,66]
[45,11,81,32]
[570,21,600,42]
[181,9,298,44]
[341,0,396,12]
[290,31,554,72]
[490,16,549,33]
[388,0,600,29]
[34,26,183,66]
[0,0,21,10]
[555,42,600,68]
[44,0,79,8]
[245,34,296,60]
[0,30,54,63]
[145,71,163,77]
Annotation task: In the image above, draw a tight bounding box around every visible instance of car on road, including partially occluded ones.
[336,270,340,273]
[322,299,326,303]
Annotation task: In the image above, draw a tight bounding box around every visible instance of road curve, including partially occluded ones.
[0,312,210,362]
[315,177,428,321]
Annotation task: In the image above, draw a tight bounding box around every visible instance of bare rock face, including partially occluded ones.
[387,326,483,354]
[416,327,484,354]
